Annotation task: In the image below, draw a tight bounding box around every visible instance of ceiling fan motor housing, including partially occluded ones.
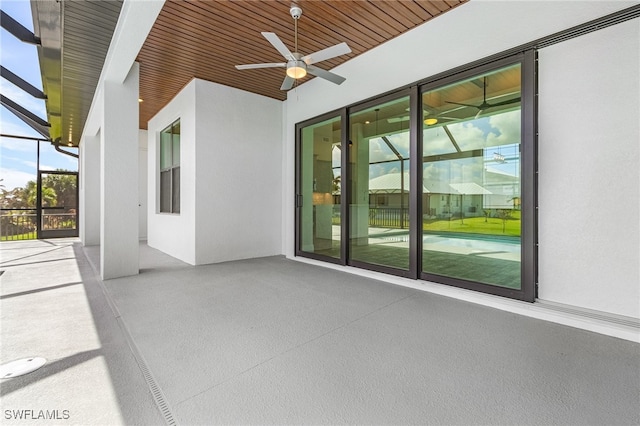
[286,53,307,79]
[290,6,302,19]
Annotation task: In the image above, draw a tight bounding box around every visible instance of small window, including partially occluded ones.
[160,119,180,213]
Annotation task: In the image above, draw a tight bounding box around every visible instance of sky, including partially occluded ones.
[331,109,521,183]
[1,0,78,191]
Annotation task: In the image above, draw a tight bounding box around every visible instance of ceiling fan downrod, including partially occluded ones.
[290,5,302,53]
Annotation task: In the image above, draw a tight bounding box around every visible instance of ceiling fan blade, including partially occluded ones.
[306,65,346,85]
[235,63,286,70]
[262,32,295,61]
[446,101,480,109]
[281,76,295,91]
[387,116,410,124]
[486,97,521,108]
[302,42,351,65]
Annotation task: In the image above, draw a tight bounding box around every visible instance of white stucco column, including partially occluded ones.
[79,131,101,246]
[99,62,140,279]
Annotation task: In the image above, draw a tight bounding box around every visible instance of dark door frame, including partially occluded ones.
[37,170,79,239]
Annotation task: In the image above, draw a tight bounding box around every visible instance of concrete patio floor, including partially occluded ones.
[1,238,639,425]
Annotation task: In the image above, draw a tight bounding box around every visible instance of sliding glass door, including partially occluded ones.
[295,53,535,301]
[296,114,342,261]
[348,94,412,273]
[421,63,523,290]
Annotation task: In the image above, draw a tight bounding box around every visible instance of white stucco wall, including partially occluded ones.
[79,131,101,246]
[193,80,283,264]
[147,81,197,264]
[537,19,640,318]
[147,79,283,265]
[282,1,639,318]
[100,63,140,279]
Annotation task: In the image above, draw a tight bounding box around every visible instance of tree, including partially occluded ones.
[332,175,341,193]
[42,173,76,208]
[496,209,512,233]
[1,185,31,209]
[0,172,76,210]
[22,180,56,208]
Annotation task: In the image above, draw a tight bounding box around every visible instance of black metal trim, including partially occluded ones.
[0,133,48,142]
[418,53,535,302]
[408,86,420,280]
[0,10,41,45]
[349,260,414,279]
[53,143,79,159]
[418,55,524,95]
[159,119,180,214]
[340,108,349,265]
[297,251,344,266]
[294,109,346,265]
[0,66,47,99]
[348,88,412,115]
[294,121,301,256]
[346,90,413,275]
[520,50,538,302]
[36,151,42,240]
[0,94,51,138]
[37,170,80,240]
[422,272,532,302]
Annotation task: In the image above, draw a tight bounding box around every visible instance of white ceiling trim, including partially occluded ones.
[82,0,165,141]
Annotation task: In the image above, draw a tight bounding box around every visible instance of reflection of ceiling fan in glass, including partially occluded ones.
[387,106,457,126]
[446,77,521,119]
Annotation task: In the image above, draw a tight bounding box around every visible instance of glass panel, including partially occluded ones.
[172,167,180,214]
[172,132,180,167]
[160,170,171,213]
[349,96,411,270]
[422,64,522,288]
[160,120,179,214]
[160,128,172,170]
[299,116,341,258]
[40,172,77,231]
[39,141,79,172]
[0,137,37,240]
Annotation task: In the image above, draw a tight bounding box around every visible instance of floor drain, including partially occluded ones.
[0,357,46,379]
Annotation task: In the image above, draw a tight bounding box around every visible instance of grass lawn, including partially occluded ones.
[1,232,37,241]
[424,213,521,237]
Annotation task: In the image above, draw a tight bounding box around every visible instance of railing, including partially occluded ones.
[1,209,37,241]
[330,206,409,229]
[1,209,77,240]
[42,212,77,230]
[369,207,409,229]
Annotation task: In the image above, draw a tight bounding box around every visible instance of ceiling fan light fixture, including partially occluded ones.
[424,118,438,126]
[286,61,307,79]
[235,5,349,89]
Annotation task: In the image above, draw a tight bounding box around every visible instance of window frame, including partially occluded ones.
[159,119,180,214]
[295,109,345,266]
[418,52,537,302]
[294,50,537,302]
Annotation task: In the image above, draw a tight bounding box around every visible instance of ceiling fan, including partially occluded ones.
[235,5,351,90]
[446,77,521,118]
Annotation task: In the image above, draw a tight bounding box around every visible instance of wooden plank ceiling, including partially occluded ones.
[137,0,468,129]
